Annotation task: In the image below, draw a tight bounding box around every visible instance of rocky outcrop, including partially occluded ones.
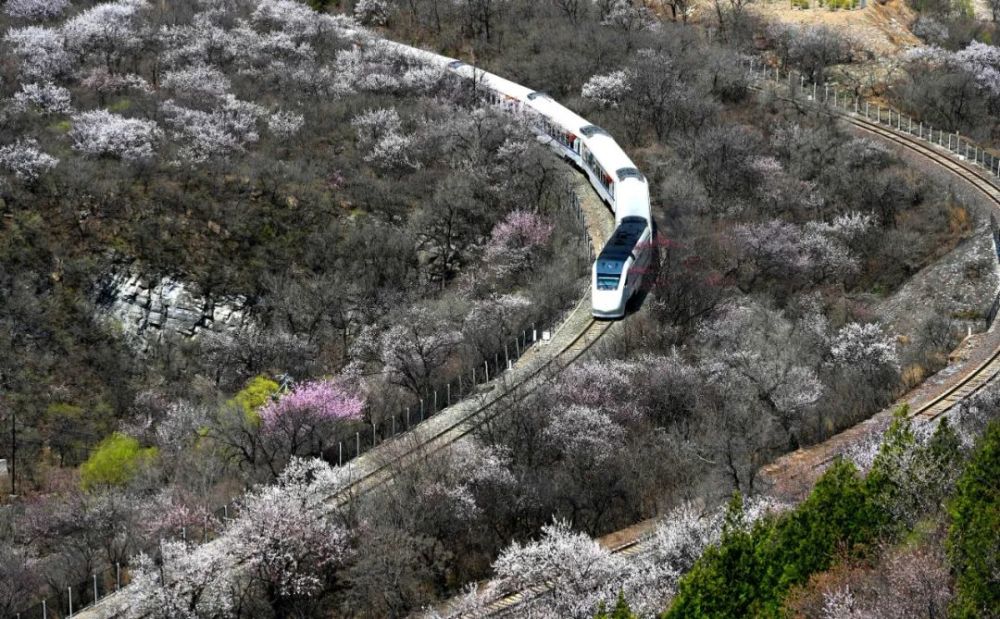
[95,270,251,349]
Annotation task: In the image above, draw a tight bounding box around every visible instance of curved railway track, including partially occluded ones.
[322,315,613,508]
[825,114,1000,426]
[74,100,618,619]
[449,75,1000,619]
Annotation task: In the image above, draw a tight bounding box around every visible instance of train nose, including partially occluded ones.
[592,290,624,319]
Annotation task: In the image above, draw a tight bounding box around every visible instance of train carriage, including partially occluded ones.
[433,51,653,319]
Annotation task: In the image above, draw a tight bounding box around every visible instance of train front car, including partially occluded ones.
[592,216,650,319]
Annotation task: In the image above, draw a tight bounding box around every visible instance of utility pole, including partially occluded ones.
[8,407,14,497]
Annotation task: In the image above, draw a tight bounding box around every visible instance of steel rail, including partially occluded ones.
[321,316,613,508]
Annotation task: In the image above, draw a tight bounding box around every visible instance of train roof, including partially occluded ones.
[597,216,647,262]
[446,61,534,101]
[525,93,591,135]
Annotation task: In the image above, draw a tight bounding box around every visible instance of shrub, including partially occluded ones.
[229,375,281,425]
[80,433,157,490]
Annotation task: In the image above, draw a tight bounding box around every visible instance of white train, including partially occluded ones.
[363,37,653,319]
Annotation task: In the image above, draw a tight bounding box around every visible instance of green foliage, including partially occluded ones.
[80,433,157,490]
[665,493,766,618]
[595,592,639,619]
[304,0,336,10]
[947,420,1000,618]
[108,99,132,113]
[229,375,280,425]
[665,461,879,618]
[760,459,878,601]
[864,406,916,530]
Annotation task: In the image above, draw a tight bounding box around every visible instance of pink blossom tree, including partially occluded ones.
[482,210,554,281]
[261,380,365,429]
[258,379,365,467]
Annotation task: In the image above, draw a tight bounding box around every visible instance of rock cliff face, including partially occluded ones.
[95,270,251,348]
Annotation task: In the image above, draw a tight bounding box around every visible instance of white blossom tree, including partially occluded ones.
[581,70,633,108]
[61,0,146,71]
[161,64,232,100]
[228,459,352,603]
[4,0,71,20]
[829,323,899,376]
[355,0,391,26]
[267,110,305,139]
[3,26,72,81]
[125,540,239,619]
[12,82,73,114]
[0,139,59,182]
[69,109,162,163]
[488,519,629,618]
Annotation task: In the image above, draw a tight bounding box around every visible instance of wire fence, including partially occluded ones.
[9,181,594,619]
[745,56,1000,328]
[746,58,1000,180]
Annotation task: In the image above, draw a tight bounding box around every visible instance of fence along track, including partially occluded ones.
[73,316,612,619]
[457,70,1000,619]
[841,116,1000,423]
[748,96,1000,491]
[71,109,618,619]
[321,316,613,509]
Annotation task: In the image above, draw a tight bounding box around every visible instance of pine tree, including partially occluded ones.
[947,420,1000,618]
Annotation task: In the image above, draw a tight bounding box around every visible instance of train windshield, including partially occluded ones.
[597,259,623,290]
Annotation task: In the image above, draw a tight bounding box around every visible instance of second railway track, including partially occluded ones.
[459,74,1000,619]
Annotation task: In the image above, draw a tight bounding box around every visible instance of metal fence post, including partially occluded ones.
[68,588,72,617]
[505,344,509,368]
[339,442,342,466]
[447,384,451,406]
[355,432,359,457]
[372,422,377,446]
[42,599,47,619]
[116,563,121,591]
[392,416,396,436]
[813,82,817,101]
[472,367,476,384]
[93,574,98,607]
[223,504,228,520]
